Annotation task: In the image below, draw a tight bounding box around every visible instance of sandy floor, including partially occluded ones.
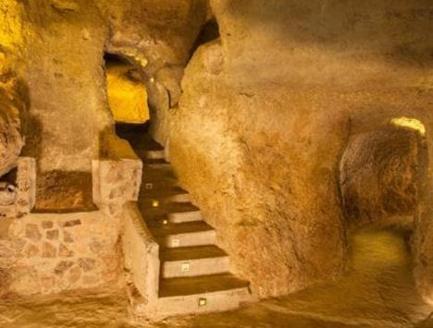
[1,229,432,328]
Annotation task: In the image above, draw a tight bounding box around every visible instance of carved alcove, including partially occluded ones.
[0,157,36,218]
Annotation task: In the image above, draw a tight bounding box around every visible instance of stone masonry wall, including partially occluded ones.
[0,211,122,296]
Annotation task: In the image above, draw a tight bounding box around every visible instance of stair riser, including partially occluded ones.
[139,197,192,210]
[145,150,165,160]
[168,210,202,223]
[140,193,189,203]
[161,256,230,278]
[158,231,216,248]
[156,288,252,318]
[147,163,171,169]
[166,193,190,203]
[140,181,179,193]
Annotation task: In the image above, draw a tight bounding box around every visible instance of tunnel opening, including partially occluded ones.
[104,53,150,126]
[103,51,155,158]
[339,118,428,235]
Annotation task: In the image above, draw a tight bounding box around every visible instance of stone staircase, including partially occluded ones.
[120,126,253,317]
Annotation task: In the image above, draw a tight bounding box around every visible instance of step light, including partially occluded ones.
[198,298,207,307]
[172,239,180,247]
[181,262,190,273]
[145,183,153,190]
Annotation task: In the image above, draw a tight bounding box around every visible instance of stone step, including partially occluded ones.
[155,285,252,318]
[140,171,178,190]
[141,186,190,203]
[141,200,197,212]
[140,202,201,223]
[140,180,179,194]
[159,273,250,297]
[167,192,190,203]
[141,201,202,214]
[156,274,252,317]
[160,245,230,278]
[145,149,165,160]
[167,203,202,223]
[144,158,171,169]
[151,221,216,248]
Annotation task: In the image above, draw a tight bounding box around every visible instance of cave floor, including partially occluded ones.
[0,229,432,328]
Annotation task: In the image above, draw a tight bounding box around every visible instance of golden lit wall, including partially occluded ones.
[0,2,23,52]
[106,64,149,124]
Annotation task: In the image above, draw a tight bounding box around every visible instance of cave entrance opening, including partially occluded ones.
[103,52,153,155]
[104,53,150,126]
[339,117,428,255]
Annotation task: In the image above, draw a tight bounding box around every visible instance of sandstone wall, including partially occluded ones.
[165,0,433,299]
[19,0,112,172]
[0,211,122,296]
[3,0,433,304]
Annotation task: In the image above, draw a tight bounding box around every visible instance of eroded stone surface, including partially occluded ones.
[340,125,427,228]
[0,211,122,296]
[0,230,431,327]
[0,71,25,177]
[166,1,433,300]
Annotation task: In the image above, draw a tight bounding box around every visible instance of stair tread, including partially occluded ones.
[144,185,187,195]
[161,245,227,262]
[159,273,249,298]
[150,220,213,236]
[142,202,199,213]
[167,202,198,212]
[144,158,170,165]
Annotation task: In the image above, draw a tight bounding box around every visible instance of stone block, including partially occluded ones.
[68,266,81,285]
[63,219,81,227]
[46,229,59,240]
[78,258,96,272]
[54,261,74,275]
[42,242,57,258]
[63,231,74,243]
[24,243,39,257]
[25,224,41,242]
[89,240,103,254]
[59,243,73,257]
[42,221,54,229]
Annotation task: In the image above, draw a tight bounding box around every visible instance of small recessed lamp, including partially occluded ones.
[145,183,153,190]
[172,239,180,247]
[181,262,190,273]
[198,298,207,307]
[152,200,159,207]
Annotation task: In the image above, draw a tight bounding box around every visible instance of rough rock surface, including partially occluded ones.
[20,0,112,172]
[0,1,31,173]
[95,0,209,142]
[0,80,24,177]
[166,0,433,299]
[3,0,433,308]
[340,125,427,228]
[0,229,431,327]
[170,41,349,298]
